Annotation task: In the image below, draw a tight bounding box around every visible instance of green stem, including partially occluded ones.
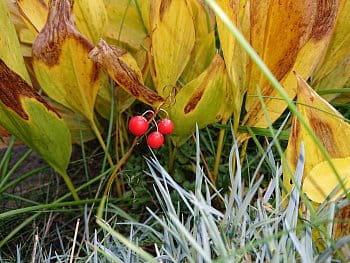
[97,138,138,219]
[59,171,80,201]
[213,120,227,182]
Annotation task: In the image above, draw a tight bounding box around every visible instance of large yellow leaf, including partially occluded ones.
[32,0,107,122]
[73,0,107,44]
[89,39,164,107]
[180,0,216,84]
[284,74,350,203]
[169,54,228,145]
[150,0,195,97]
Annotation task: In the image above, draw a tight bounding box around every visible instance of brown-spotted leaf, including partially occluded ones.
[89,39,164,107]
[284,74,350,203]
[0,58,71,176]
[32,0,107,122]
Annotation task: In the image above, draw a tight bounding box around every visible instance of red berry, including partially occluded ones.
[147,131,164,149]
[128,116,149,136]
[158,118,174,135]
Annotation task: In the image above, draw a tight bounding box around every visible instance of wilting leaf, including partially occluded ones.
[169,54,228,145]
[303,158,350,203]
[73,0,107,44]
[16,0,48,33]
[0,59,71,176]
[150,0,195,97]
[312,0,350,100]
[284,74,350,203]
[89,39,164,107]
[104,0,147,50]
[32,0,107,122]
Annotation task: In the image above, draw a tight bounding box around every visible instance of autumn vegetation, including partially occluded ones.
[0,0,350,261]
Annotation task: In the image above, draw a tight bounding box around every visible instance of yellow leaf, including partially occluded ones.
[32,0,106,122]
[89,39,164,107]
[180,0,216,84]
[303,158,350,203]
[284,74,350,202]
[104,0,147,50]
[150,0,195,97]
[73,0,107,44]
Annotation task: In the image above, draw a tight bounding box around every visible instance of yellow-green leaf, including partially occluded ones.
[169,54,228,145]
[150,0,195,97]
[0,0,31,83]
[89,39,164,107]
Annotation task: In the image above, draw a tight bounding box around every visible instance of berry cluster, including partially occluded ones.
[128,110,174,149]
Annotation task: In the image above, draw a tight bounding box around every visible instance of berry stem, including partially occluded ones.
[97,137,138,218]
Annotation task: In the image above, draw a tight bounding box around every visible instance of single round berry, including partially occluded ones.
[128,116,149,136]
[158,118,174,135]
[147,131,164,149]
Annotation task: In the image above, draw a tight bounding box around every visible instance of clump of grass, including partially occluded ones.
[90,128,345,262]
[2,128,349,262]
